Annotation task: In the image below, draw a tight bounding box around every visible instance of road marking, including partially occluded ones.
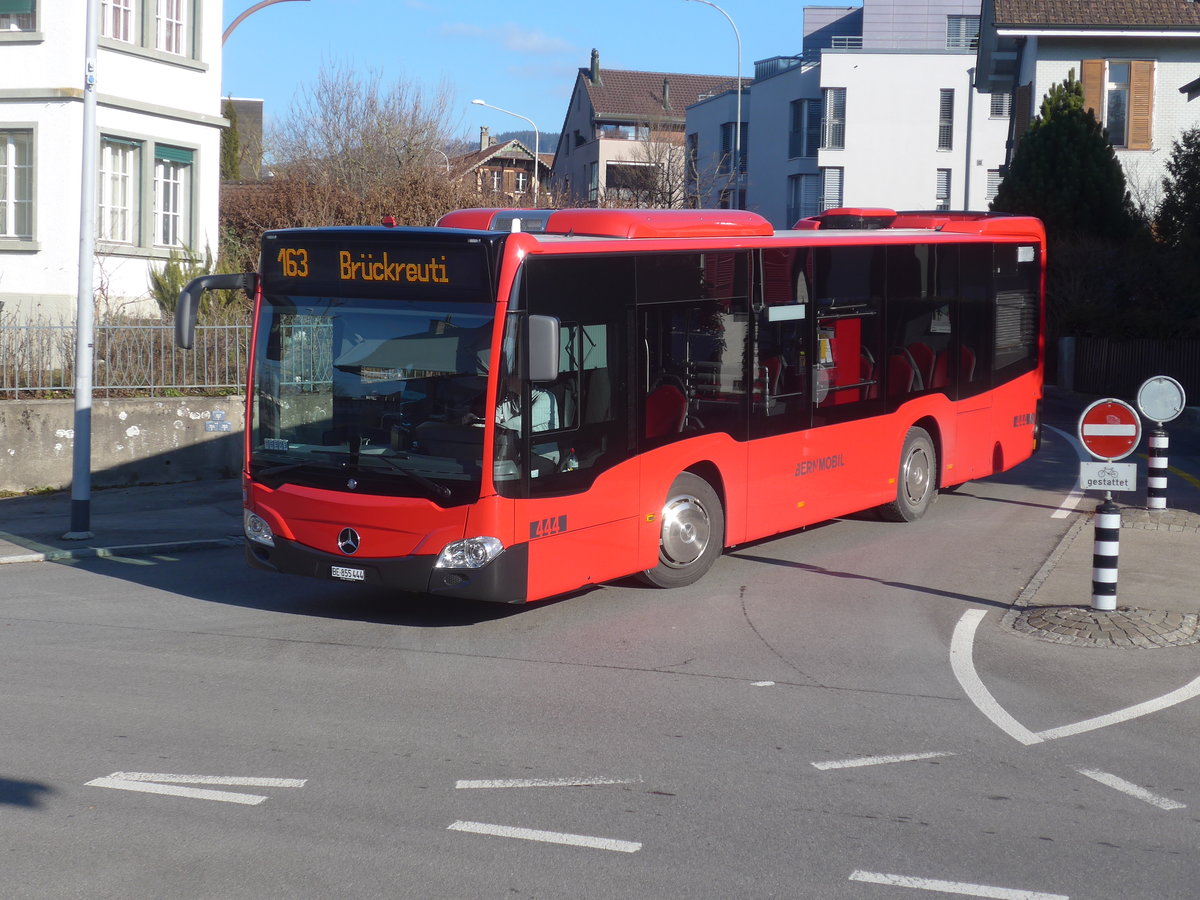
[447,820,642,853]
[1035,675,1200,741]
[954,611,1200,744]
[1045,425,1087,518]
[849,870,1068,899]
[812,751,954,771]
[752,680,776,686]
[1076,768,1187,810]
[950,610,1044,745]
[85,772,306,806]
[455,777,638,789]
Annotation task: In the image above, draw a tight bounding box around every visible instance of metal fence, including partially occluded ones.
[0,322,249,398]
[1071,338,1200,400]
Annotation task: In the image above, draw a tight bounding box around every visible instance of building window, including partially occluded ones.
[1082,59,1155,150]
[986,169,1002,208]
[0,130,33,240]
[101,0,194,57]
[820,167,843,211]
[989,92,1012,118]
[719,121,747,175]
[787,173,820,225]
[588,161,598,203]
[936,169,951,211]
[101,0,134,42]
[821,88,846,150]
[0,0,36,31]
[788,99,822,159]
[946,15,979,50]
[937,89,954,151]
[485,170,501,192]
[515,170,528,194]
[154,145,192,247]
[156,0,186,54]
[99,137,140,244]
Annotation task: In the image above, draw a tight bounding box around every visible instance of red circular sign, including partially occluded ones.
[1078,398,1142,460]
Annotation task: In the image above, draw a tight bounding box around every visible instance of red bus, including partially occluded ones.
[176,206,1044,603]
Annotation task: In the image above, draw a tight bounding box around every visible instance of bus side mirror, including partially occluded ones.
[175,272,256,349]
[527,314,560,383]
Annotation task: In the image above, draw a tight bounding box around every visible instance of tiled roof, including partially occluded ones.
[582,67,740,121]
[994,0,1200,29]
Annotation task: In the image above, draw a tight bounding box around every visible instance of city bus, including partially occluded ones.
[176,206,1044,603]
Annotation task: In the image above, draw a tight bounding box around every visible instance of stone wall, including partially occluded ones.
[0,397,244,493]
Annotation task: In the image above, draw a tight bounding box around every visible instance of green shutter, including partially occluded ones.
[0,0,35,14]
[155,145,194,164]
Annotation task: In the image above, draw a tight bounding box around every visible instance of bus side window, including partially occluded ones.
[812,246,884,425]
[885,244,954,404]
[957,244,993,398]
[752,249,811,437]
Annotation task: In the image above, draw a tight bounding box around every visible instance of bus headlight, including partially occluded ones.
[244,510,275,547]
[435,536,503,569]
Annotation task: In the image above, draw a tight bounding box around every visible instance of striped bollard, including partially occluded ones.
[1147,426,1169,510]
[1091,498,1121,611]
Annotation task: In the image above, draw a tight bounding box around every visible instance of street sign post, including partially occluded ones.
[1077,398,1142,461]
[1136,375,1187,510]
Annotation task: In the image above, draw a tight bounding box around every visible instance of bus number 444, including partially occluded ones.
[530,516,568,539]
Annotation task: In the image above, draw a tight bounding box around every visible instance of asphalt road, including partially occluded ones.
[3,404,1199,899]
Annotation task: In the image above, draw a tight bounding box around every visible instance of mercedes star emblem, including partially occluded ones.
[337,527,361,555]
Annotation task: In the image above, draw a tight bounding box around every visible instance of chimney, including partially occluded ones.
[479,126,490,151]
[663,78,671,111]
[590,48,602,85]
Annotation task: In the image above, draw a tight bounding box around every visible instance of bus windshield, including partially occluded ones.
[250,293,495,502]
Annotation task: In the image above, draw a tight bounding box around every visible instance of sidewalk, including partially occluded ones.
[0,479,243,564]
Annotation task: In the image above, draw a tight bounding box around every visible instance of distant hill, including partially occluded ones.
[447,130,560,157]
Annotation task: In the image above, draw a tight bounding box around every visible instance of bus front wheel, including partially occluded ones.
[638,472,724,588]
[879,427,937,522]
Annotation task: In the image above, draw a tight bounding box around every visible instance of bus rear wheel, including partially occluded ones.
[637,472,724,588]
[879,427,937,522]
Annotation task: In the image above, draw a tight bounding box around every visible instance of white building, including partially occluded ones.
[687,0,1009,227]
[0,1,225,322]
[976,0,1200,211]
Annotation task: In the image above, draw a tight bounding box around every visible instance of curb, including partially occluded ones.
[0,536,243,565]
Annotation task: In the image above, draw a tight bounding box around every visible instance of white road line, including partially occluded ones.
[1076,769,1187,811]
[849,870,1068,899]
[1045,425,1088,518]
[950,610,1043,746]
[1035,675,1200,742]
[447,820,642,853]
[85,772,306,806]
[455,777,638,789]
[811,752,954,771]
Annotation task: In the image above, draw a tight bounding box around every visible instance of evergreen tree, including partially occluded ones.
[1155,127,1200,247]
[992,70,1138,241]
[221,98,241,181]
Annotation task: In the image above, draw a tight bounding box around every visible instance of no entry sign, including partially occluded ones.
[1078,398,1142,461]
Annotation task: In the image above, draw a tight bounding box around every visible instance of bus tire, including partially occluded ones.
[879,427,937,522]
[637,472,724,588]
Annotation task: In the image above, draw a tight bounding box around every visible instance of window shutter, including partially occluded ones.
[155,145,193,164]
[1081,59,1104,120]
[1128,60,1154,150]
[0,0,35,13]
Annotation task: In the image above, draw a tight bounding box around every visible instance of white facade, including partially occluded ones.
[1016,36,1200,210]
[0,1,225,322]
[817,50,1008,214]
[686,1,1009,228]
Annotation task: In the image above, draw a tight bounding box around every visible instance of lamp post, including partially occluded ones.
[471,99,539,206]
[684,0,742,209]
[223,0,310,44]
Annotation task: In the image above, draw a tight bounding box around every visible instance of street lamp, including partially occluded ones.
[223,0,310,44]
[471,98,539,206]
[684,0,742,209]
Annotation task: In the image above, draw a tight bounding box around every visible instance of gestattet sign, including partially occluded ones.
[1077,398,1142,461]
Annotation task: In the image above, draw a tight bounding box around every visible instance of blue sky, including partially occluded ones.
[221,0,857,141]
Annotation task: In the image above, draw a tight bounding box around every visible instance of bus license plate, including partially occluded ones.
[331,565,365,582]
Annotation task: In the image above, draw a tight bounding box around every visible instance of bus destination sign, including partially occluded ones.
[262,236,489,300]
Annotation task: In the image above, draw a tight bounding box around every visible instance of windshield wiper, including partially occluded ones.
[256,458,345,478]
[359,453,452,499]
